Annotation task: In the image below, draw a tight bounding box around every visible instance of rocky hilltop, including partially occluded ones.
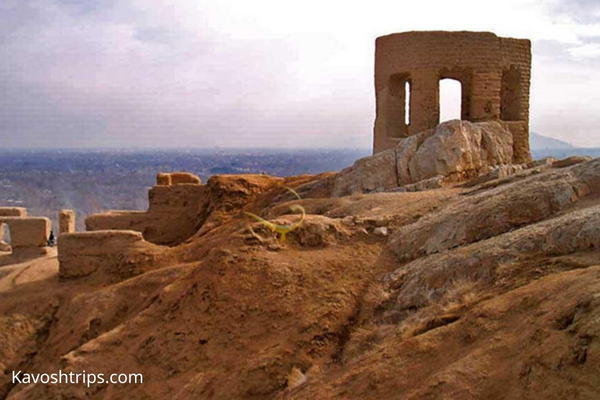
[1,120,599,399]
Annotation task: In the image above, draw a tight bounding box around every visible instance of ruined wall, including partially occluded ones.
[373,31,531,163]
[0,208,27,251]
[61,173,283,281]
[0,207,27,217]
[8,217,51,249]
[86,174,205,246]
[156,172,202,186]
[59,209,76,234]
[0,208,50,255]
[0,216,51,256]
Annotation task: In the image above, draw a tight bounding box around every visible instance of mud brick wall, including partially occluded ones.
[59,209,76,234]
[373,31,531,163]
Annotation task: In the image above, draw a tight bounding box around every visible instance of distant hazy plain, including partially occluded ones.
[0,144,598,237]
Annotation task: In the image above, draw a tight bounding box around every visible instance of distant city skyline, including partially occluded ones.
[1,0,599,149]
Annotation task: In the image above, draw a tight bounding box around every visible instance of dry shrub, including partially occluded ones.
[443,276,480,309]
[363,281,389,309]
[342,326,388,362]
[286,366,307,390]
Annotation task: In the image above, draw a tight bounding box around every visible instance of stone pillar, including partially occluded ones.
[156,173,172,186]
[374,84,407,154]
[408,70,440,135]
[59,209,76,234]
[373,103,388,154]
[469,72,502,121]
[385,74,409,139]
[503,121,531,164]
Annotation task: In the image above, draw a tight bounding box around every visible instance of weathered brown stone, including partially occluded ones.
[526,157,557,169]
[332,120,515,196]
[156,172,201,186]
[405,120,513,182]
[0,207,27,217]
[59,209,76,234]
[387,158,600,262]
[332,150,398,197]
[156,172,172,186]
[86,184,206,245]
[552,156,592,169]
[0,217,51,250]
[86,174,281,246]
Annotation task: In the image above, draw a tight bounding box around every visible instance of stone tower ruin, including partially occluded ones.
[373,31,531,163]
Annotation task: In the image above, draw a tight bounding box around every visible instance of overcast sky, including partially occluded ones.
[1,0,599,149]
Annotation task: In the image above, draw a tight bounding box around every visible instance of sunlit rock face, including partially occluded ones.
[333,120,516,196]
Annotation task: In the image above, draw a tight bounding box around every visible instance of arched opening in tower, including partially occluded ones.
[404,80,411,126]
[386,73,411,138]
[439,78,462,123]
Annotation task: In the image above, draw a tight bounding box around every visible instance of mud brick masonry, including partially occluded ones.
[373,31,531,164]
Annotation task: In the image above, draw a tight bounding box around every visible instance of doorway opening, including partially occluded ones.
[386,73,411,138]
[439,78,462,123]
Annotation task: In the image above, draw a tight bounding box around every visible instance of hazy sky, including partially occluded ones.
[1,0,599,149]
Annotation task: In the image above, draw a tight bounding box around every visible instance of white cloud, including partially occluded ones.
[0,0,599,148]
[569,43,600,59]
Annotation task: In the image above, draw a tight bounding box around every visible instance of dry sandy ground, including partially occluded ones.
[0,250,58,293]
[1,160,600,399]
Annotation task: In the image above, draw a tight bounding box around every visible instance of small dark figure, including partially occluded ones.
[48,230,56,247]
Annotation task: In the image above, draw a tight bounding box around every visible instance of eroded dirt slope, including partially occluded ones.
[2,160,600,399]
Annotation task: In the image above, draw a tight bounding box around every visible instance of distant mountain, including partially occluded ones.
[529,132,600,160]
[530,132,574,150]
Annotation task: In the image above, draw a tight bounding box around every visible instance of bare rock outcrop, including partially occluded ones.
[552,155,593,169]
[5,159,600,400]
[387,158,600,262]
[385,203,600,311]
[243,214,354,248]
[333,120,515,196]
[283,215,353,247]
[405,120,514,181]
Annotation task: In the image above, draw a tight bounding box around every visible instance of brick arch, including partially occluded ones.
[439,67,472,121]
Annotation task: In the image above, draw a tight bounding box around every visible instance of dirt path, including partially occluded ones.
[0,250,58,293]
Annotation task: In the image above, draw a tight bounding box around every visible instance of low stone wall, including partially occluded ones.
[9,217,51,248]
[0,216,51,251]
[0,208,44,255]
[156,172,201,186]
[58,230,173,279]
[0,207,27,217]
[85,211,149,233]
